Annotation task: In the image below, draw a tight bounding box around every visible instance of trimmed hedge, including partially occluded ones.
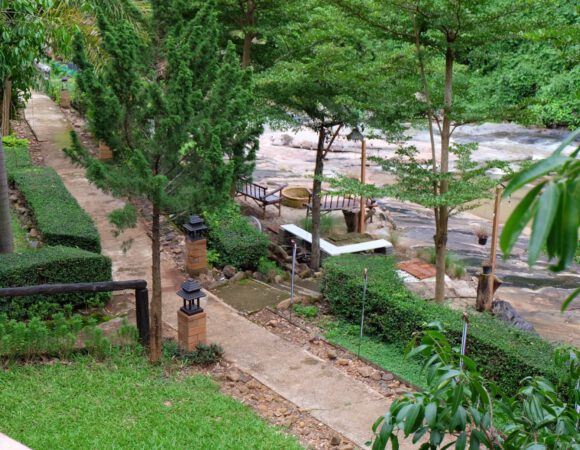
[0,246,112,320]
[205,206,269,270]
[11,167,101,253]
[322,255,561,395]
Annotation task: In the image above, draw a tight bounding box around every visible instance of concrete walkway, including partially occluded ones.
[25,92,401,449]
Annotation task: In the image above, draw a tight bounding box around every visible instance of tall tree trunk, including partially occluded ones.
[241,0,255,69]
[310,126,326,271]
[2,78,12,136]
[0,136,14,254]
[149,201,162,362]
[434,41,455,303]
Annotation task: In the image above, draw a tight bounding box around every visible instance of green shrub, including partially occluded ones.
[292,304,318,318]
[162,340,224,366]
[11,168,101,253]
[321,255,561,395]
[0,246,112,319]
[0,313,84,359]
[205,205,269,270]
[0,314,137,360]
[257,257,285,277]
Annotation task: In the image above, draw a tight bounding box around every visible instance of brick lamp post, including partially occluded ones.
[177,279,207,352]
[183,215,209,277]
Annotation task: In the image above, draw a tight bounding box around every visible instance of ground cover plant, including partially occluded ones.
[322,254,561,395]
[10,210,29,253]
[0,349,302,450]
[323,320,426,388]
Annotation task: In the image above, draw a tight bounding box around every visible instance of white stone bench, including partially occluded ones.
[280,224,393,256]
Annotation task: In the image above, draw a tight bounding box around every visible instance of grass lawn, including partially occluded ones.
[0,351,302,450]
[322,321,427,389]
[11,210,30,253]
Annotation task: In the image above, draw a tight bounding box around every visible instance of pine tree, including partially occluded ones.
[67,0,261,362]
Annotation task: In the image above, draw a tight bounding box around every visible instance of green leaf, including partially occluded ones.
[425,402,438,427]
[503,155,569,198]
[404,404,422,435]
[455,431,467,450]
[529,182,560,265]
[500,182,544,256]
[561,287,580,312]
[412,426,428,444]
[552,128,580,156]
[550,181,579,271]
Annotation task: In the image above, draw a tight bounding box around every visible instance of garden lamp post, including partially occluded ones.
[183,215,209,276]
[176,278,207,351]
[347,127,366,233]
[177,278,206,315]
[60,76,71,108]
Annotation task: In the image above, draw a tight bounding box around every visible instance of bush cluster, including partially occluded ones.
[321,254,561,395]
[11,168,101,253]
[0,246,112,319]
[205,205,269,270]
[0,313,137,360]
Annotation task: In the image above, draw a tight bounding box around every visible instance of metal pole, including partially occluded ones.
[358,268,369,356]
[290,240,297,321]
[358,139,367,233]
[460,312,469,370]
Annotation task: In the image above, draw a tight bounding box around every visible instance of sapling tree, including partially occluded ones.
[333,0,548,302]
[67,0,261,362]
[257,1,411,270]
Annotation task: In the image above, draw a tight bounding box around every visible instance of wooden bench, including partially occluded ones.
[305,193,377,221]
[236,179,286,218]
[280,224,393,257]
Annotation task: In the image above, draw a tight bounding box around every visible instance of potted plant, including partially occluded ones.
[474,226,489,245]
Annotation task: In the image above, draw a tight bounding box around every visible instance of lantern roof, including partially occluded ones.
[177,279,206,301]
[183,215,208,233]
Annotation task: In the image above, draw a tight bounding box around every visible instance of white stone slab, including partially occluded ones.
[280,224,393,256]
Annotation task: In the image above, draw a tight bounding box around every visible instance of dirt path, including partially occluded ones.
[24,92,407,449]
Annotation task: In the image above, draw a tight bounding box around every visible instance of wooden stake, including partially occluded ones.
[488,185,503,307]
[358,139,367,233]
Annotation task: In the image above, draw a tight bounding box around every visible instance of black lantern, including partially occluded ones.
[346,127,364,142]
[177,279,206,315]
[61,76,69,91]
[183,215,208,241]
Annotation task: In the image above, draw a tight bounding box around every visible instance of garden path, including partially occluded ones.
[24,92,405,449]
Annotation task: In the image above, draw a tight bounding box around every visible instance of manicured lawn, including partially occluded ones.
[0,351,302,449]
[323,321,427,389]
